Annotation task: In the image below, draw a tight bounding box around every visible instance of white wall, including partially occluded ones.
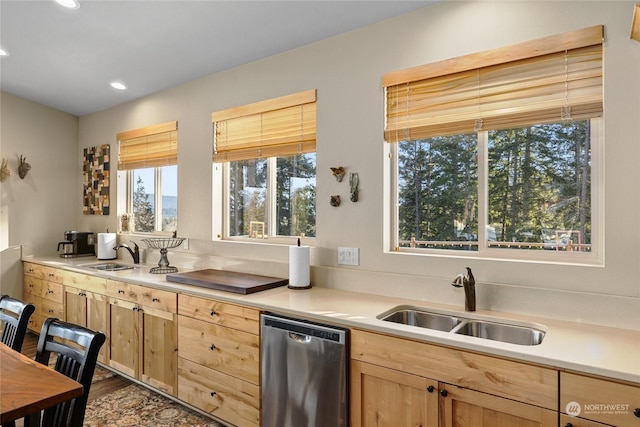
[8,1,640,329]
[0,92,79,256]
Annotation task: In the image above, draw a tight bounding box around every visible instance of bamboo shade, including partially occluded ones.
[117,121,178,170]
[384,26,603,142]
[212,90,316,162]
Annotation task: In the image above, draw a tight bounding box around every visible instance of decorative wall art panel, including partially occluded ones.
[83,144,110,215]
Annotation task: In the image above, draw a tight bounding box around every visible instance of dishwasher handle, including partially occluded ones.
[288,332,312,343]
[261,314,347,344]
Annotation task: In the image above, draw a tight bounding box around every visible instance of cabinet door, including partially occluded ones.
[87,292,108,364]
[65,286,87,327]
[351,360,438,427]
[140,306,177,396]
[108,297,139,378]
[440,383,557,427]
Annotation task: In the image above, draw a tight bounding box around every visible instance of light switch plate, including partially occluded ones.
[338,247,359,266]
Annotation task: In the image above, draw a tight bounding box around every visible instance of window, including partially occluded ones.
[117,121,178,233]
[213,90,317,240]
[385,26,603,261]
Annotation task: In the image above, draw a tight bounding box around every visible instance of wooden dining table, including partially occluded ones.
[0,342,83,425]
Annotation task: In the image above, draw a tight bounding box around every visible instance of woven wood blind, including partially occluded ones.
[212,90,316,162]
[117,121,178,170]
[384,26,603,142]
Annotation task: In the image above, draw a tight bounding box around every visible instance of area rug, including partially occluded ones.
[84,383,221,426]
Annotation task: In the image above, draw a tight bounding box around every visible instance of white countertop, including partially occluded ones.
[26,255,640,384]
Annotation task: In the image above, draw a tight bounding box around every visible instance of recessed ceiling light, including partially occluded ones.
[54,0,80,10]
[110,82,127,90]
[0,48,8,57]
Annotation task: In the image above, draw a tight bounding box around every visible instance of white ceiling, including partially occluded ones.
[0,0,433,117]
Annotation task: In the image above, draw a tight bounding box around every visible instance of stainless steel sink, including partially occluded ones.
[83,262,136,271]
[451,320,545,346]
[379,306,462,332]
[378,305,545,345]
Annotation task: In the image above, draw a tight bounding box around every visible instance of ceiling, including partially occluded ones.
[0,0,433,117]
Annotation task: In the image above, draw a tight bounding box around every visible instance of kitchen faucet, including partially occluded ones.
[114,241,140,264]
[451,267,476,312]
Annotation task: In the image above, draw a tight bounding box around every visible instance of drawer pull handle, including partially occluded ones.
[634,408,640,418]
[152,298,159,302]
[440,389,448,397]
[210,344,216,350]
[427,385,434,393]
[210,391,216,397]
[48,290,54,294]
[48,309,54,313]
[210,310,216,316]
[564,423,573,427]
[48,273,54,277]
[118,290,125,294]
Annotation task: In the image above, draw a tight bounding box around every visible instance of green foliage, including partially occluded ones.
[398,121,591,251]
[133,175,155,232]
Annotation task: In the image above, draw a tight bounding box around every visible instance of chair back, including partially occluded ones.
[30,318,106,427]
[0,295,35,352]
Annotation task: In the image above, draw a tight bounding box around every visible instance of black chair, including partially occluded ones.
[25,318,106,427]
[0,295,35,352]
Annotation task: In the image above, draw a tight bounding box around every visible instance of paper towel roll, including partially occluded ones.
[288,245,310,289]
[97,233,117,260]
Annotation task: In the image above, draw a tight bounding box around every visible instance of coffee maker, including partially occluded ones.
[57,231,95,258]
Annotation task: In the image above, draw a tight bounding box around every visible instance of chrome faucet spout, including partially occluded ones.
[451,267,476,312]
[113,241,140,264]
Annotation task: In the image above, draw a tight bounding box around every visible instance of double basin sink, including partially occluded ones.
[379,305,545,346]
[81,262,139,272]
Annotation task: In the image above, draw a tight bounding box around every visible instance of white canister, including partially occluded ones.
[97,233,117,260]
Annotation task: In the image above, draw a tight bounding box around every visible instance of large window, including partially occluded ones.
[117,121,178,234]
[386,27,603,261]
[213,90,316,240]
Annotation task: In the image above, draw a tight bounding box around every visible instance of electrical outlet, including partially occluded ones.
[183,238,189,250]
[338,247,359,266]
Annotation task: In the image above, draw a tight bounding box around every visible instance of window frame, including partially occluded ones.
[123,165,177,235]
[221,156,316,245]
[388,117,603,265]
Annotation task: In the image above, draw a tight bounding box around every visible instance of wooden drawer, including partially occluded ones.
[24,276,42,297]
[41,281,64,304]
[560,414,609,426]
[107,280,176,312]
[178,315,259,384]
[178,357,259,427]
[41,266,65,283]
[351,329,558,410]
[561,372,640,426]
[41,299,64,319]
[60,270,107,294]
[178,294,260,334]
[24,262,43,278]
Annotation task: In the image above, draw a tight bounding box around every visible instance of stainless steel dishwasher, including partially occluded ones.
[261,313,349,427]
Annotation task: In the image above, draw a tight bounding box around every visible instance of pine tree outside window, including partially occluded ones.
[385,27,603,264]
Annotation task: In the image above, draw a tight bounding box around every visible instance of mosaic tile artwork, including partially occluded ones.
[83,144,110,215]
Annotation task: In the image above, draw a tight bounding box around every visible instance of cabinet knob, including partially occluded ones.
[118,289,125,294]
[152,297,159,302]
[564,423,573,427]
[427,385,435,393]
[210,310,216,316]
[210,391,217,397]
[634,408,640,418]
[210,344,216,350]
[440,389,448,397]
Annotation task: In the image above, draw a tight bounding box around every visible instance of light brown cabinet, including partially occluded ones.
[177,294,260,427]
[561,372,640,426]
[350,329,559,427]
[107,279,178,396]
[63,271,108,363]
[23,262,64,333]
